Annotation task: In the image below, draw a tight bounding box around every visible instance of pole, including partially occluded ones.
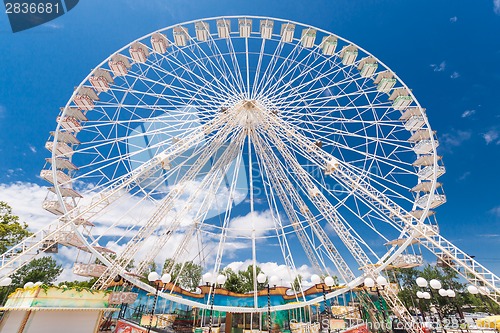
[428,288,447,333]
[268,284,272,333]
[147,282,159,333]
[322,285,331,333]
[209,283,216,333]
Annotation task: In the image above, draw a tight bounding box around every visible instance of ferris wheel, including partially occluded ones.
[0,16,498,319]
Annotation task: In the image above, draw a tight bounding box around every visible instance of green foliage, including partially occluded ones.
[160,259,202,291]
[392,264,500,315]
[292,274,302,292]
[58,277,97,289]
[222,265,266,294]
[11,256,63,286]
[0,256,63,305]
[0,201,32,253]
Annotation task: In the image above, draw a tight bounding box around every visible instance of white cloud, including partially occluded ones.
[449,16,458,23]
[228,210,276,238]
[431,61,446,72]
[495,0,500,14]
[439,130,472,152]
[224,260,314,289]
[461,110,476,118]
[458,171,471,181]
[450,71,460,79]
[0,182,56,232]
[490,206,500,217]
[483,130,499,144]
[28,145,37,153]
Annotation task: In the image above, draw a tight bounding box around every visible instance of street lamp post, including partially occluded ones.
[364,275,389,325]
[416,277,447,333]
[258,273,279,333]
[468,285,494,315]
[311,274,335,333]
[146,272,171,333]
[208,274,227,333]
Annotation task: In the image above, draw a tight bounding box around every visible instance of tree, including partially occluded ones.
[0,256,63,305]
[11,256,63,286]
[392,264,500,315]
[292,275,303,292]
[162,259,202,291]
[0,201,31,253]
[221,265,266,294]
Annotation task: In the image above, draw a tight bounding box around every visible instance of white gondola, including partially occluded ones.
[357,57,378,77]
[73,263,108,278]
[404,115,425,131]
[280,23,295,42]
[408,129,434,142]
[374,71,396,93]
[389,88,413,110]
[173,26,189,47]
[73,218,94,226]
[108,54,131,77]
[92,246,116,254]
[321,36,337,55]
[340,45,358,65]
[40,169,71,185]
[239,18,252,38]
[45,141,74,157]
[399,107,425,131]
[416,194,446,209]
[195,21,210,41]
[73,87,98,111]
[151,32,169,53]
[63,107,88,121]
[391,254,423,268]
[217,19,231,38]
[50,131,80,145]
[300,28,316,48]
[411,181,442,192]
[413,139,439,154]
[413,223,439,236]
[89,68,113,93]
[58,231,84,248]
[260,19,274,39]
[56,116,81,133]
[45,157,78,170]
[413,154,442,166]
[417,165,446,180]
[48,187,82,198]
[42,200,74,215]
[129,41,150,63]
[408,209,436,219]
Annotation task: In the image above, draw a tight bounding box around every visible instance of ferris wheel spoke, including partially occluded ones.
[144,44,241,103]
[252,131,358,283]
[93,118,243,289]
[255,38,313,101]
[135,129,247,278]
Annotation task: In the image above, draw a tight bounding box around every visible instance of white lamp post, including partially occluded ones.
[208,273,226,333]
[364,275,389,323]
[147,271,161,333]
[313,275,336,333]
[416,277,447,333]
[0,277,12,287]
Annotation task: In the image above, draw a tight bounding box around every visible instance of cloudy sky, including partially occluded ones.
[0,0,499,284]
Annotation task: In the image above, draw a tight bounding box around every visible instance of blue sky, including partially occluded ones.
[0,0,499,281]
